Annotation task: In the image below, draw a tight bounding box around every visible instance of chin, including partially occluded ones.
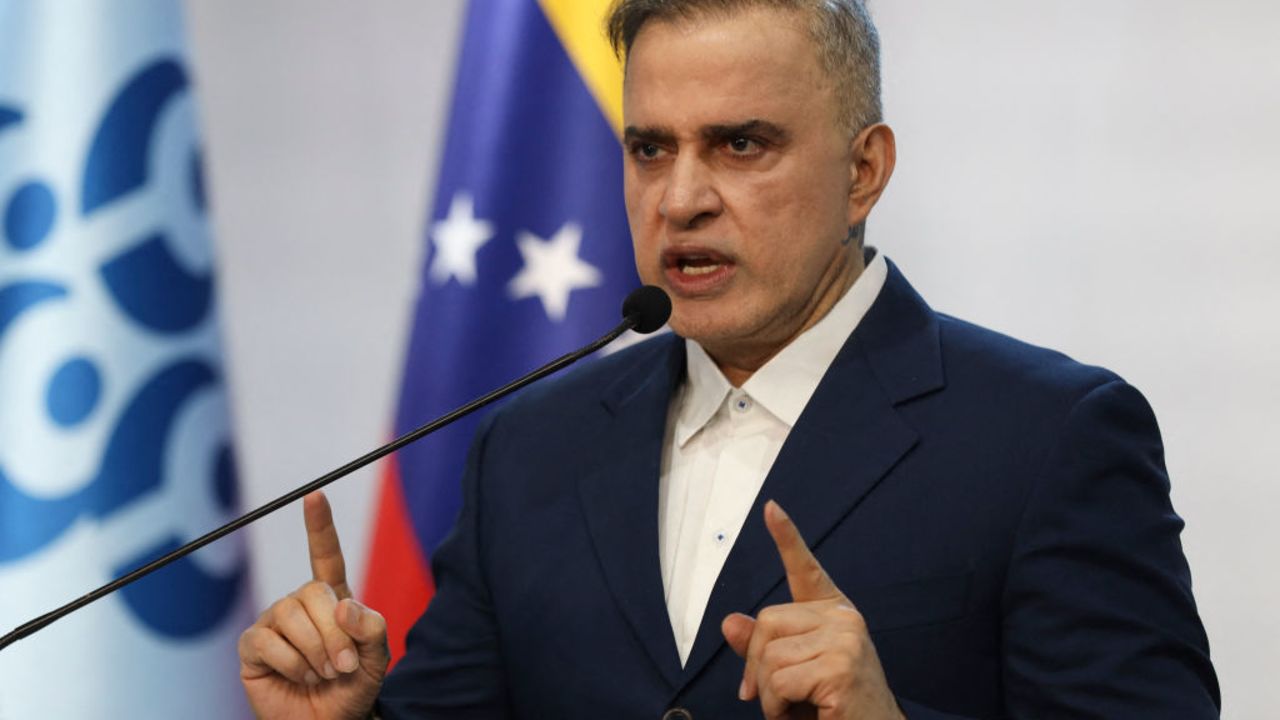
[668,307,749,347]
[666,304,710,341]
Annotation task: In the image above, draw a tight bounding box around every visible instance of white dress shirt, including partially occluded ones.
[658,249,888,665]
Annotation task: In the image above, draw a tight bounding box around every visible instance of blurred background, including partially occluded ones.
[2,0,1275,716]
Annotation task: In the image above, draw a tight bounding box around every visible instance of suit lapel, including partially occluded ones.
[678,260,945,684]
[576,336,687,688]
[677,342,919,681]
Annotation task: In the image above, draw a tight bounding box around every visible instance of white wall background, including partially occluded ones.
[187,1,1279,715]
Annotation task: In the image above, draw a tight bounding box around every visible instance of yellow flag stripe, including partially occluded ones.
[537,0,624,137]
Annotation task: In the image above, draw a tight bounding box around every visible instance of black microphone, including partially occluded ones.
[0,285,672,652]
[622,285,671,334]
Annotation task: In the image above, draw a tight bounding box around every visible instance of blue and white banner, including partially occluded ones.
[0,3,250,717]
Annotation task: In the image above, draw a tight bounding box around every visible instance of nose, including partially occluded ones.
[659,153,721,230]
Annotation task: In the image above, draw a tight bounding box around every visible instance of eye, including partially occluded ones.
[629,142,664,161]
[725,136,763,156]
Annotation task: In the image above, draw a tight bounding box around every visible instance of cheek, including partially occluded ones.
[624,173,662,225]
[624,187,655,255]
[730,213,843,308]
[745,149,850,224]
[622,185,665,279]
[737,177,848,272]
[627,227,664,289]
[727,186,815,272]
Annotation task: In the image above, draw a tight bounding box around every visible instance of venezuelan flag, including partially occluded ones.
[362,0,636,664]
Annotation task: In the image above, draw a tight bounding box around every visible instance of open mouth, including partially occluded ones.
[663,247,733,273]
[676,256,725,275]
[661,247,735,293]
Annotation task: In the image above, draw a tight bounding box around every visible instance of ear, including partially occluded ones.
[846,123,897,228]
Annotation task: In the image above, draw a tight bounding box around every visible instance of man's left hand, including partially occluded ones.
[721,500,905,720]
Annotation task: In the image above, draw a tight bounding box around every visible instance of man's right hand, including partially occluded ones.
[239,491,390,720]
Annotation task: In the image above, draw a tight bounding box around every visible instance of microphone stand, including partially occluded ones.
[0,312,645,652]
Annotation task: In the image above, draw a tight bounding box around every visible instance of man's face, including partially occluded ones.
[623,7,860,358]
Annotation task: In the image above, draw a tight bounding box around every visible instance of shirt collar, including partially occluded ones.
[674,340,732,447]
[676,248,888,445]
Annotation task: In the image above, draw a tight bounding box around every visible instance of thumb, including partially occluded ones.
[336,599,390,672]
[721,612,755,658]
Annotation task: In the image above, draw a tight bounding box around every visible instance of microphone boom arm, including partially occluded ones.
[0,312,646,652]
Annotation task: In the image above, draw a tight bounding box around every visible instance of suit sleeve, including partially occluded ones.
[893,379,1219,719]
[998,378,1220,716]
[375,413,510,720]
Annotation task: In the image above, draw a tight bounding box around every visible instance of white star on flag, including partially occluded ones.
[507,221,603,321]
[428,192,495,286]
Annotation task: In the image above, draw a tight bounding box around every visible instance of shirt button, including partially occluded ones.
[713,529,729,545]
[732,395,752,413]
[662,709,693,720]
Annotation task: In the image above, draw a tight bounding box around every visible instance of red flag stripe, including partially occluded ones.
[361,455,434,667]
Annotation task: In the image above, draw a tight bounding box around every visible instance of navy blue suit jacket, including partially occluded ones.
[378,261,1219,719]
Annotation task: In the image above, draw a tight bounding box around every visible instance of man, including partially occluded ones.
[239,1,1220,717]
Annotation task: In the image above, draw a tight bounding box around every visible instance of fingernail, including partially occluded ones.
[767,500,788,521]
[322,661,337,679]
[345,601,360,627]
[336,649,358,673]
[738,678,748,701]
[304,670,320,686]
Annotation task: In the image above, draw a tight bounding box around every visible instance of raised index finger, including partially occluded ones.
[304,491,351,599]
[764,500,841,603]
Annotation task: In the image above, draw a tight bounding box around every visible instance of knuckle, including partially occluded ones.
[837,603,867,630]
[300,579,335,601]
[263,600,286,625]
[766,672,789,700]
[802,565,828,589]
[272,595,302,621]
[757,605,782,627]
[273,606,325,655]
[830,607,866,639]
[282,598,312,627]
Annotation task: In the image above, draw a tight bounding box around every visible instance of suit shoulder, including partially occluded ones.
[916,314,1167,504]
[934,312,1128,408]
[493,332,679,422]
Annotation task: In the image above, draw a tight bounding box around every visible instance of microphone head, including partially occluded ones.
[621,285,672,334]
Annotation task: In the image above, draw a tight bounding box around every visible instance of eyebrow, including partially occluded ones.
[702,119,789,145]
[623,125,675,145]
[622,119,790,146]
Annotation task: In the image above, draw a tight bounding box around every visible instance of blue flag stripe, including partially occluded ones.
[394,0,635,555]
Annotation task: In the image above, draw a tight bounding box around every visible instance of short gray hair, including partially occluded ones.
[606,0,883,134]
